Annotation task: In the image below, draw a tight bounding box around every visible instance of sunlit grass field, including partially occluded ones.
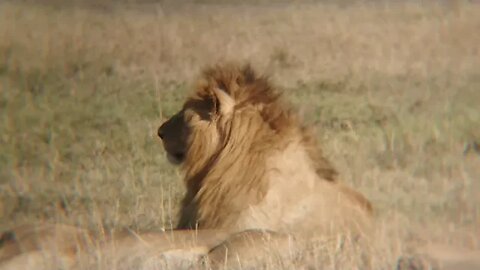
[0,0,479,268]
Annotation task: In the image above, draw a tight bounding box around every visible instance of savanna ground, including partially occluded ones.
[0,0,479,269]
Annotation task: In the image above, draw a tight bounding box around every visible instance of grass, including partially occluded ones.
[0,0,479,268]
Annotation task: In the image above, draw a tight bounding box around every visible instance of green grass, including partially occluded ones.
[0,1,479,268]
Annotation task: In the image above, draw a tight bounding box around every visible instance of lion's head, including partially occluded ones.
[157,78,231,168]
[158,64,282,168]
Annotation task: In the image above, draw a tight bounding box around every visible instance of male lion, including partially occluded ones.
[0,63,373,269]
[158,63,372,233]
[158,63,374,266]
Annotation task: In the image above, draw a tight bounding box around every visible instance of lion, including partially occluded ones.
[158,63,373,234]
[157,63,374,266]
[0,63,373,269]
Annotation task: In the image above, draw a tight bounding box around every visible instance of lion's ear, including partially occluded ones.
[213,88,235,116]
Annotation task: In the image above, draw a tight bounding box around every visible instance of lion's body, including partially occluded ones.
[0,63,373,269]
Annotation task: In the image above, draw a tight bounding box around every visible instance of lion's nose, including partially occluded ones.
[157,125,164,140]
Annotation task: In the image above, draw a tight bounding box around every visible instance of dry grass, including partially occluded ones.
[0,0,479,269]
